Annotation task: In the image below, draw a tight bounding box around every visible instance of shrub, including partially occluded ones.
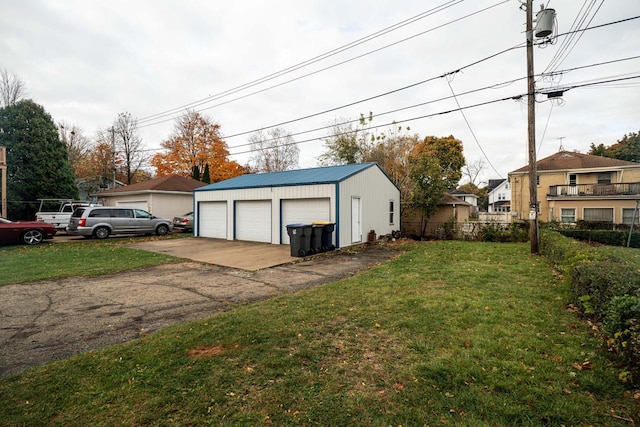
[540,229,640,383]
[557,229,640,248]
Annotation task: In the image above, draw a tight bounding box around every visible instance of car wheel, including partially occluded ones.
[21,229,44,245]
[93,226,110,239]
[156,224,169,236]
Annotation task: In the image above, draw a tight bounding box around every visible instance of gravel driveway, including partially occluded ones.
[0,247,400,378]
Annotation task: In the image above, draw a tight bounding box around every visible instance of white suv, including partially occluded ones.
[66,207,173,239]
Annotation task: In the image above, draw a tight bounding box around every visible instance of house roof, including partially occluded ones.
[486,179,506,192]
[439,193,471,206]
[97,175,206,195]
[196,163,383,191]
[450,189,478,198]
[510,150,639,174]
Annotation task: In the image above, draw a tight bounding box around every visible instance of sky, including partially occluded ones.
[1,0,639,185]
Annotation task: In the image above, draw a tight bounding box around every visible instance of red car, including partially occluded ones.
[0,217,57,245]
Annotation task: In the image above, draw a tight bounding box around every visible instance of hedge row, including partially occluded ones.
[555,228,640,248]
[540,229,640,384]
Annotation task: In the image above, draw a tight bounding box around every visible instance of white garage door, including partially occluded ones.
[281,198,331,244]
[235,200,272,243]
[199,202,227,239]
[116,200,148,211]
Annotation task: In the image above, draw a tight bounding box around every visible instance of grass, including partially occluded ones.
[1,241,638,426]
[0,235,184,286]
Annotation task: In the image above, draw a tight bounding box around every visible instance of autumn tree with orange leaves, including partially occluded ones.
[151,111,242,183]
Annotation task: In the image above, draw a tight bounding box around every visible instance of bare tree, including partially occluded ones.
[0,69,26,109]
[113,112,147,184]
[461,159,487,186]
[249,127,299,172]
[58,121,91,176]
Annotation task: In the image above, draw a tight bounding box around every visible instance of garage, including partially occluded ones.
[193,163,400,249]
[198,201,227,239]
[281,198,330,244]
[116,200,148,210]
[235,200,271,243]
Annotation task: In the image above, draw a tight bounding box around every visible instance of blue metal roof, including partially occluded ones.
[196,163,378,191]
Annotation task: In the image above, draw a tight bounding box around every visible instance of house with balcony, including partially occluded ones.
[508,150,640,225]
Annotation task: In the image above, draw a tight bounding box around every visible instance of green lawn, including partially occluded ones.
[0,241,637,426]
[0,236,184,286]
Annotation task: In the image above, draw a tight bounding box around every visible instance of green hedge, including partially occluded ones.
[540,229,640,384]
[556,228,640,248]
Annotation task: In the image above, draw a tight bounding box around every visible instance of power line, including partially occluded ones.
[137,1,512,128]
[221,54,640,149]
[136,0,465,124]
[227,74,640,156]
[446,77,503,178]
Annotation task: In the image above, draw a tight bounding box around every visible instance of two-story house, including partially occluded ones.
[487,179,511,213]
[508,151,640,225]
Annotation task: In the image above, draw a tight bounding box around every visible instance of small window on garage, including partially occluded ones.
[560,208,576,223]
[389,200,395,224]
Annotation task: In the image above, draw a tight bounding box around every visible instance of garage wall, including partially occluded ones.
[338,166,400,248]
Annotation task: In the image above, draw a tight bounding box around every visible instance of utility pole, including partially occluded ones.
[526,0,539,254]
[0,146,6,218]
[111,126,116,189]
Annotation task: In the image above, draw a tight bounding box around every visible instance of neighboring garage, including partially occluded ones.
[193,162,400,249]
[95,175,206,220]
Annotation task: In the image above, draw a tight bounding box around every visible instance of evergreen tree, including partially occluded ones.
[0,100,77,220]
[202,163,211,184]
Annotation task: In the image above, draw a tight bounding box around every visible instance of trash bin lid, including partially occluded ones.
[312,221,334,225]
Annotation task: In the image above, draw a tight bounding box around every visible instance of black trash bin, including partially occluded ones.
[286,224,312,257]
[313,221,335,251]
[310,224,325,253]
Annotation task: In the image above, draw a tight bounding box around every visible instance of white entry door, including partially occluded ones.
[351,197,361,243]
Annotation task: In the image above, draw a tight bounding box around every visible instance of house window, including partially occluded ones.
[560,208,576,223]
[584,208,613,223]
[498,193,505,200]
[389,200,395,225]
[597,172,612,184]
[536,175,540,186]
[569,174,577,186]
[622,208,640,225]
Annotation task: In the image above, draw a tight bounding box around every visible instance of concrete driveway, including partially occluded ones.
[0,244,401,377]
[127,238,298,270]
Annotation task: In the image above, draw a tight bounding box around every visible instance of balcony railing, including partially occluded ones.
[548,182,640,197]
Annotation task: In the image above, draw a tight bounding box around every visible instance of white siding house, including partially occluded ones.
[487,179,511,213]
[193,163,400,249]
[94,175,206,220]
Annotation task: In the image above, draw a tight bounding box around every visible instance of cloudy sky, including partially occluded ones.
[2,0,639,184]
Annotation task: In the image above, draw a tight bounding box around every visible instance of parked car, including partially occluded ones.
[173,212,193,232]
[0,217,57,245]
[66,207,173,239]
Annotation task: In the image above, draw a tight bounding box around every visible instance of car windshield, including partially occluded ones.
[0,218,11,224]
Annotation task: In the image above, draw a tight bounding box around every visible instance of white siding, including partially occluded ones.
[337,166,400,248]
[101,192,194,220]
